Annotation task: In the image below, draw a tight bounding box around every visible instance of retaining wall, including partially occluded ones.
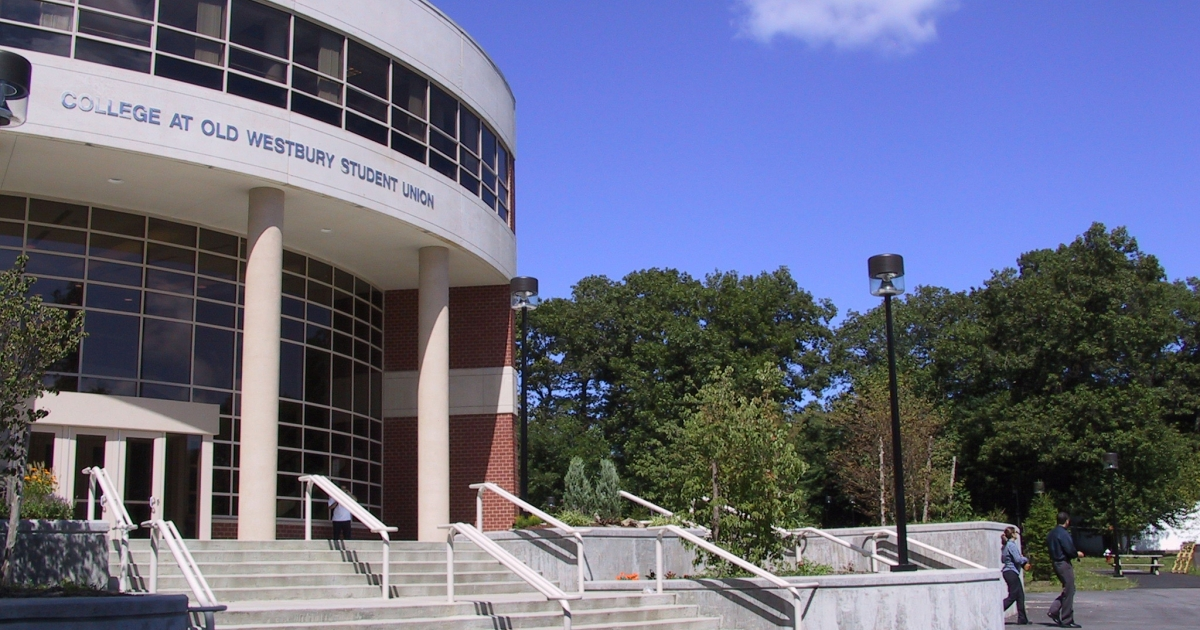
[0,519,110,587]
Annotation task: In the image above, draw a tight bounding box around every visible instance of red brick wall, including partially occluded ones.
[382,414,517,538]
[384,285,514,372]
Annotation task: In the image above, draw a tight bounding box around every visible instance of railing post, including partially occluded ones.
[560,599,573,630]
[148,524,159,594]
[656,529,664,594]
[476,486,484,532]
[446,528,455,603]
[86,471,96,521]
[792,589,803,630]
[575,534,585,594]
[303,480,312,541]
[381,537,390,599]
[868,536,879,573]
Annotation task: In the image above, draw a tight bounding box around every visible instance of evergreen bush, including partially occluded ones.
[1025,494,1058,582]
[563,457,595,515]
[594,459,623,521]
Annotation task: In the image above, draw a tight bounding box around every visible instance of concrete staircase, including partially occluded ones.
[112,539,721,629]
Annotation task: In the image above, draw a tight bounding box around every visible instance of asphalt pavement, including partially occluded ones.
[1016,572,1200,630]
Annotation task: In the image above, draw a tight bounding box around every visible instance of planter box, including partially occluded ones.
[0,520,110,588]
[0,594,189,629]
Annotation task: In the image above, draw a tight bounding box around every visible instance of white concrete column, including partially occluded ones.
[237,187,284,541]
[417,246,450,541]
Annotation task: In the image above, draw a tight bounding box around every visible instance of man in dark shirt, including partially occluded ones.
[1047,511,1085,627]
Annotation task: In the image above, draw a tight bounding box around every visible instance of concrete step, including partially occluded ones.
[114,549,495,564]
[217,594,720,630]
[146,569,524,591]
[123,560,516,578]
[150,579,540,603]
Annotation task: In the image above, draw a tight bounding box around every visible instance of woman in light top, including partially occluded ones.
[1001,526,1030,625]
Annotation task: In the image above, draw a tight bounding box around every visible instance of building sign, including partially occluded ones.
[59,91,435,210]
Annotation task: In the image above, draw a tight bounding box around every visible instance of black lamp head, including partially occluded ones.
[510,276,539,310]
[868,253,905,296]
[1103,452,1119,471]
[0,50,32,128]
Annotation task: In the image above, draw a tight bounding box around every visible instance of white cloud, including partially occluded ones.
[737,0,959,52]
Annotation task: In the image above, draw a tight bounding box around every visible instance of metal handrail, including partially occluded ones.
[142,518,225,630]
[470,482,586,593]
[863,528,986,569]
[300,474,398,599]
[650,524,818,630]
[83,467,137,591]
[441,523,579,630]
[792,527,898,572]
[619,490,706,530]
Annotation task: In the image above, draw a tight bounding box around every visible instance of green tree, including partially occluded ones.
[0,256,85,584]
[562,457,594,515]
[667,367,809,568]
[593,459,623,522]
[1024,494,1058,582]
[524,267,834,507]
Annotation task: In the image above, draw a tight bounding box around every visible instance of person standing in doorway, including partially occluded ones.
[329,484,354,541]
[1001,526,1030,625]
[1047,511,1085,628]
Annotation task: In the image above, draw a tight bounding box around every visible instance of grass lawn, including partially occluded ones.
[1025,557,1137,593]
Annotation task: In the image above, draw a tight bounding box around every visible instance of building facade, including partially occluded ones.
[2,0,518,541]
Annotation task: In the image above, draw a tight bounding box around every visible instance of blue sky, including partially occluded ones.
[434,0,1200,317]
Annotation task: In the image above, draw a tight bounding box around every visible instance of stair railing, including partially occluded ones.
[791,527,897,572]
[299,474,398,599]
[618,490,705,530]
[142,518,225,630]
[862,528,986,569]
[651,524,819,630]
[470,482,586,593]
[83,467,137,592]
[441,522,579,630]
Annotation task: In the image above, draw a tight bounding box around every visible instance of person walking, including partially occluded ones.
[1001,526,1030,625]
[329,484,354,542]
[1047,511,1085,628]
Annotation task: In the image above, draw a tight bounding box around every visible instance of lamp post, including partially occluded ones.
[868,253,918,572]
[1103,452,1119,575]
[510,277,539,504]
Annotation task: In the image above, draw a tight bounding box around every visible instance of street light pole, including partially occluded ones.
[869,253,918,572]
[510,277,539,505]
[1103,452,1119,575]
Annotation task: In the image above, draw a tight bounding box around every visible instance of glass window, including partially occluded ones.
[277,448,300,472]
[428,150,456,179]
[0,221,23,249]
[142,382,189,401]
[391,131,425,163]
[281,272,305,298]
[89,233,143,263]
[195,300,235,327]
[199,229,238,256]
[279,342,303,400]
[145,292,193,320]
[346,41,387,99]
[429,86,457,137]
[392,107,425,140]
[198,252,237,280]
[459,149,479,176]
[482,127,497,170]
[92,208,144,237]
[142,319,192,383]
[89,260,142,286]
[305,405,329,429]
[0,21,71,56]
[156,54,225,89]
[30,199,87,228]
[148,218,197,246]
[229,0,290,59]
[291,92,342,126]
[158,0,226,38]
[87,284,141,312]
[460,109,480,155]
[196,278,236,303]
[78,10,153,46]
[0,196,24,221]
[26,253,84,279]
[145,268,194,295]
[29,277,83,306]
[27,226,86,255]
[429,129,456,158]
[498,145,509,181]
[75,37,152,73]
[194,326,234,389]
[1,0,73,30]
[82,311,140,378]
[346,113,386,146]
[306,281,331,306]
[278,425,301,450]
[305,348,329,405]
[80,0,153,20]
[293,18,342,78]
[226,72,287,107]
[146,242,196,272]
[307,259,332,283]
[332,356,352,410]
[392,63,426,118]
[292,66,341,104]
[347,89,387,122]
[229,47,286,82]
[157,28,224,65]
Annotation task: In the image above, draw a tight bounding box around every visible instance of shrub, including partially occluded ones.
[0,464,72,520]
[563,457,595,515]
[554,509,594,527]
[594,459,623,521]
[513,513,545,529]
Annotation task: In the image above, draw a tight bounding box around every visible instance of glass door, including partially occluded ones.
[163,433,201,538]
[123,437,155,537]
[72,434,108,519]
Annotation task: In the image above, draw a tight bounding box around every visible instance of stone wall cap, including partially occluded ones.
[586,567,1001,591]
[0,593,188,620]
[0,519,111,534]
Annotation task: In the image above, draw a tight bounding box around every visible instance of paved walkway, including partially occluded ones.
[1017,573,1200,629]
